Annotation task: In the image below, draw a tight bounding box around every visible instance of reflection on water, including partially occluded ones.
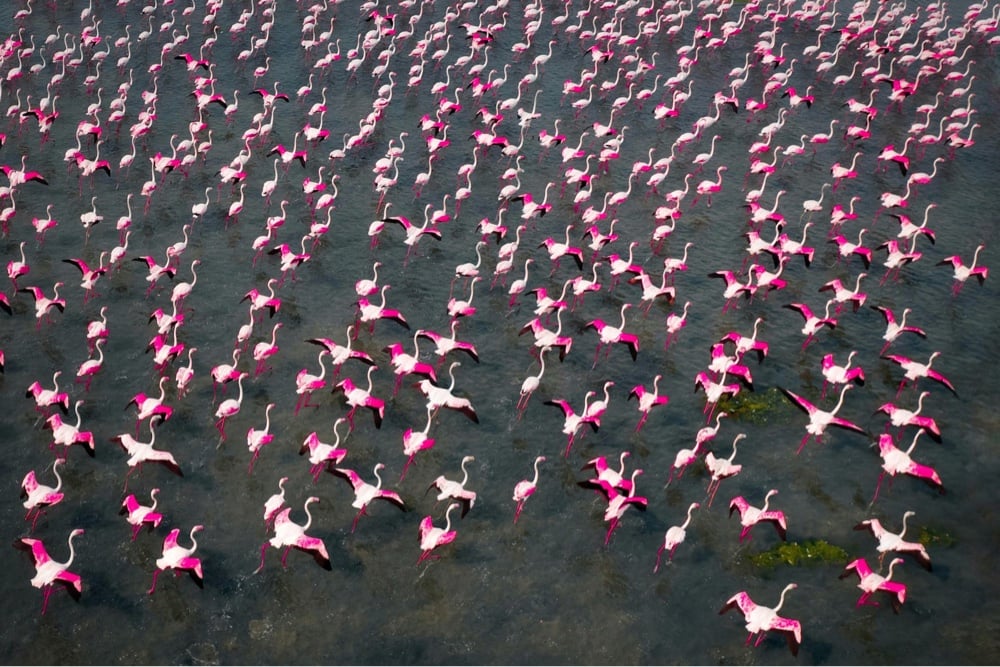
[2,0,999,664]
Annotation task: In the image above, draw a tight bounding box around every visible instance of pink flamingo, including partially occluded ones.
[120,488,163,541]
[252,322,283,377]
[705,433,745,506]
[872,306,926,355]
[7,240,29,290]
[720,583,802,656]
[516,349,548,418]
[695,371,742,423]
[400,406,436,481]
[416,361,479,423]
[384,331,438,396]
[938,243,988,294]
[44,400,96,458]
[428,455,478,518]
[691,165,727,207]
[840,557,906,612]
[149,525,204,594]
[664,301,691,350]
[15,528,85,614]
[19,282,66,329]
[783,300,837,349]
[875,391,941,442]
[872,430,944,502]
[512,456,546,523]
[586,302,640,365]
[819,273,868,314]
[599,469,648,545]
[300,418,350,482]
[416,321,480,366]
[332,463,406,532]
[127,376,174,434]
[294,349,329,416]
[579,451,634,498]
[856,510,932,571]
[356,285,410,335]
[545,390,598,457]
[113,415,183,491]
[884,351,956,397]
[333,365,385,430]
[22,458,66,532]
[246,403,276,474]
[26,370,70,416]
[781,385,866,453]
[628,374,670,432]
[257,497,330,572]
[306,326,376,380]
[820,351,866,398]
[719,317,769,363]
[214,372,248,441]
[729,489,788,542]
[263,477,289,527]
[418,502,461,564]
[655,502,700,571]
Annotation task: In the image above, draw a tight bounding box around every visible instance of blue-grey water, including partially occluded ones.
[1,0,998,664]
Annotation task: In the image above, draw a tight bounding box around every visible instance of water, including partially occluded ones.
[2,0,999,664]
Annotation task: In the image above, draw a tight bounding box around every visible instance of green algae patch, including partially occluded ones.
[717,387,787,424]
[918,525,956,548]
[750,539,849,568]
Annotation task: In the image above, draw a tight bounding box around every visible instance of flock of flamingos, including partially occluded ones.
[3,0,995,660]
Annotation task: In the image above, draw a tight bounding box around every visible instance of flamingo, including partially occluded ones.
[705,433,746,506]
[884,351,957,397]
[20,282,66,329]
[840,557,907,611]
[655,502,699,571]
[417,361,479,423]
[400,406,436,482]
[333,365,386,430]
[300,418,349,483]
[875,391,941,442]
[872,429,944,501]
[418,502,461,564]
[21,458,66,532]
[7,240,29,290]
[113,415,183,491]
[729,489,788,542]
[306,326,377,380]
[45,400,96,458]
[246,403,276,474]
[579,451,633,497]
[428,455,477,517]
[26,370,70,416]
[416,321,480,365]
[667,412,727,487]
[783,300,837,349]
[664,301,692,350]
[356,285,410,335]
[781,385,866,453]
[545,391,598,457]
[516,349,548,418]
[872,306,926,355]
[819,273,868,313]
[600,469,648,546]
[821,351,866,398]
[628,374,670,432]
[293,349,329,416]
[586,302,640,365]
[512,456,546,523]
[263,477,289,527]
[257,497,330,572]
[720,583,802,656]
[938,244,988,294]
[332,463,406,532]
[252,323,283,377]
[120,488,163,540]
[856,510,932,571]
[695,371,742,423]
[214,372,248,441]
[15,528,85,614]
[127,376,174,434]
[148,525,204,594]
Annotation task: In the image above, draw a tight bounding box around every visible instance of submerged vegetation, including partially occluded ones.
[717,387,787,424]
[750,539,850,568]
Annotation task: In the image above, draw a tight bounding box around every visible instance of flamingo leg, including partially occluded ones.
[148,569,162,595]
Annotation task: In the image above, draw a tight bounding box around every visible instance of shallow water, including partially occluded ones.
[2,0,999,664]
